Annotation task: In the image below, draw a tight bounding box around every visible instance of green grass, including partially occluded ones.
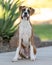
[33,24,52,41]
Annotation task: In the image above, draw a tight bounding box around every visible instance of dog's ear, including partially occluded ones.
[19,6,25,12]
[29,7,35,15]
[19,6,22,11]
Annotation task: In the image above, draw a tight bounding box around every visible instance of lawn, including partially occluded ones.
[33,24,52,41]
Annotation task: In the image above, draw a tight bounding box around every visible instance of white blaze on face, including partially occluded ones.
[22,8,30,18]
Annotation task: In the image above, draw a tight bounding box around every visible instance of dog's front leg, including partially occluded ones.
[30,44,36,61]
[12,39,21,62]
[30,37,36,61]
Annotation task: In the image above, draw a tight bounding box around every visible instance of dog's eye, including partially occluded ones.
[22,9,26,12]
[28,10,30,13]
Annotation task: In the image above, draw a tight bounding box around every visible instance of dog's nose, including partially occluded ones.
[24,12,27,17]
[24,12,27,15]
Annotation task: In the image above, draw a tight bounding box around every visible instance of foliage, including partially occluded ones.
[0,0,21,39]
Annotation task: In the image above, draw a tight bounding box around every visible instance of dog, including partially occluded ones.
[12,6,37,62]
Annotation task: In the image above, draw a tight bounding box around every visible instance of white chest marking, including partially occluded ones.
[19,19,32,46]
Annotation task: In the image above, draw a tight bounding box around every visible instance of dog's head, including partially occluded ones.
[19,6,35,20]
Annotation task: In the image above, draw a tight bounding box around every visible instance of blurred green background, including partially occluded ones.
[33,24,52,41]
[0,0,21,40]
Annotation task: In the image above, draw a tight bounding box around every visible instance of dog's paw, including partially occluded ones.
[12,58,18,62]
[30,55,36,61]
[18,56,22,60]
[26,56,29,59]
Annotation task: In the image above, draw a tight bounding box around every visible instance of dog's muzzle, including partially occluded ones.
[21,12,29,20]
[24,12,27,17]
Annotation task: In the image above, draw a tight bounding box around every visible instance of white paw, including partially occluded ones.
[26,56,29,59]
[30,55,36,61]
[12,58,18,62]
[18,56,22,60]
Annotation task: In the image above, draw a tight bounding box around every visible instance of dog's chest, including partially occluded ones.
[19,20,32,45]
